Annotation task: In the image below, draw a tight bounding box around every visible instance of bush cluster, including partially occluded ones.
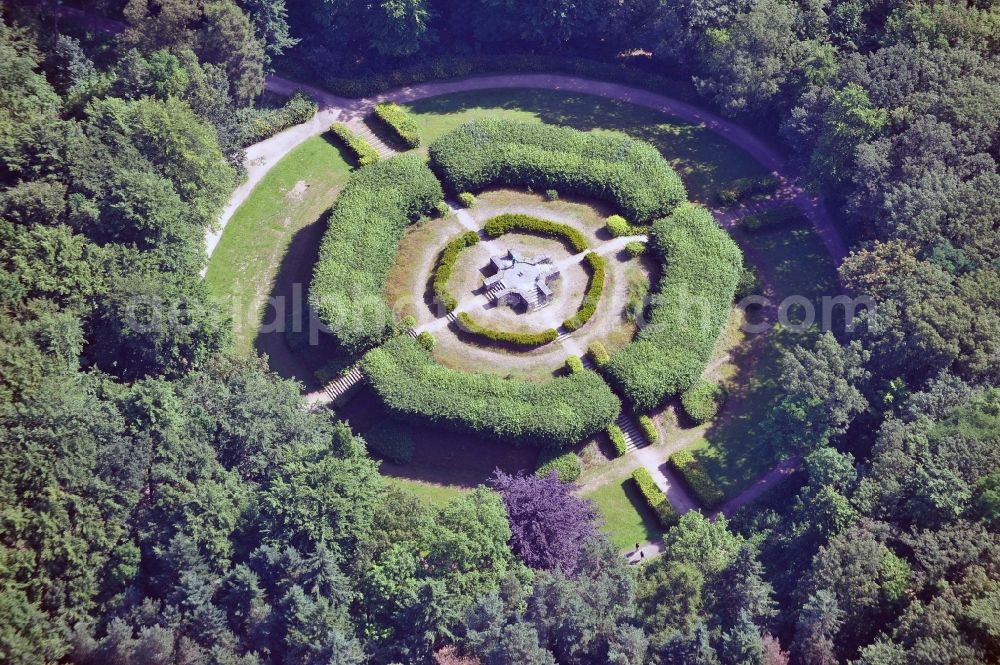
[603,204,743,412]
[364,420,416,464]
[608,423,627,457]
[632,468,679,528]
[624,241,646,258]
[638,414,659,445]
[429,119,686,224]
[432,231,480,312]
[588,342,610,367]
[416,331,436,350]
[457,192,476,208]
[309,155,444,353]
[565,356,584,374]
[669,449,725,509]
[739,205,801,232]
[535,448,582,483]
[482,213,589,253]
[299,53,698,104]
[562,252,605,332]
[717,174,780,206]
[234,91,317,147]
[456,312,558,348]
[328,123,380,167]
[735,265,763,299]
[606,214,649,238]
[681,379,726,424]
[372,102,421,148]
[363,336,620,448]
[434,200,451,217]
[544,189,559,201]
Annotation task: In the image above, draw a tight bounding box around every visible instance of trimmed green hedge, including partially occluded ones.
[536,448,582,483]
[328,122,380,166]
[608,423,627,457]
[624,241,646,258]
[718,174,780,206]
[603,204,743,412]
[429,119,686,224]
[458,192,476,208]
[482,213,589,253]
[739,205,800,232]
[234,91,317,147]
[566,356,584,374]
[669,449,725,509]
[456,312,558,348]
[588,342,610,367]
[432,231,480,312]
[416,331,436,350]
[562,252,606,331]
[632,467,679,528]
[309,155,443,353]
[680,379,725,424]
[365,420,416,464]
[363,336,620,448]
[638,414,659,446]
[372,102,420,148]
[606,214,649,238]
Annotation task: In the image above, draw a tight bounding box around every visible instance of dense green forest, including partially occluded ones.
[1,0,997,663]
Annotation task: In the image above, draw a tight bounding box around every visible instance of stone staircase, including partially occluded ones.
[524,287,544,311]
[345,119,397,158]
[323,364,364,403]
[616,411,649,452]
[555,327,574,342]
[485,281,506,303]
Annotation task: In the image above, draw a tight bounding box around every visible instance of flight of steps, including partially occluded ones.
[555,327,574,342]
[524,287,544,311]
[346,119,397,159]
[616,412,649,452]
[485,281,506,303]
[323,364,364,403]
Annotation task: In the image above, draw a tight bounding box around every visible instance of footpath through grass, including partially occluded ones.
[404,88,768,206]
[205,134,353,353]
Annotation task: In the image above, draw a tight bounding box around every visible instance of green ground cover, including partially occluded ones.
[204,134,353,352]
[385,476,469,506]
[583,479,663,549]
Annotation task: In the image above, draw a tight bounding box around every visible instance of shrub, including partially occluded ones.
[638,414,659,445]
[432,231,480,312]
[536,449,582,483]
[544,189,559,201]
[457,192,476,208]
[735,265,763,299]
[632,467,679,528]
[456,312,558,348]
[739,205,801,232]
[606,214,649,238]
[328,122,380,167]
[562,252,605,331]
[364,420,416,464]
[566,356,584,374]
[429,119,686,224]
[482,213,589,253]
[717,174,780,206]
[624,241,646,258]
[362,336,620,448]
[681,380,726,424]
[309,155,444,353]
[416,331,436,350]
[603,204,743,412]
[608,424,627,457]
[234,90,317,147]
[588,341,610,367]
[669,449,725,509]
[372,102,420,148]
[434,200,450,217]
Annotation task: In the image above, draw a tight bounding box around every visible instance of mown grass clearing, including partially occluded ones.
[204,134,353,352]
[583,478,663,549]
[385,476,470,506]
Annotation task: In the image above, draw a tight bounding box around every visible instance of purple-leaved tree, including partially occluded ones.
[488,469,598,573]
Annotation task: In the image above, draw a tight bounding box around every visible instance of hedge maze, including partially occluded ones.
[308,118,744,459]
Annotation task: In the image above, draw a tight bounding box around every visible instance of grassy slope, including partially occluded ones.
[583,479,663,549]
[205,134,353,353]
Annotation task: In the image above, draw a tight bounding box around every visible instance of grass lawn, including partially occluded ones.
[583,478,663,549]
[404,88,769,206]
[676,214,840,500]
[204,133,353,353]
[385,476,469,507]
